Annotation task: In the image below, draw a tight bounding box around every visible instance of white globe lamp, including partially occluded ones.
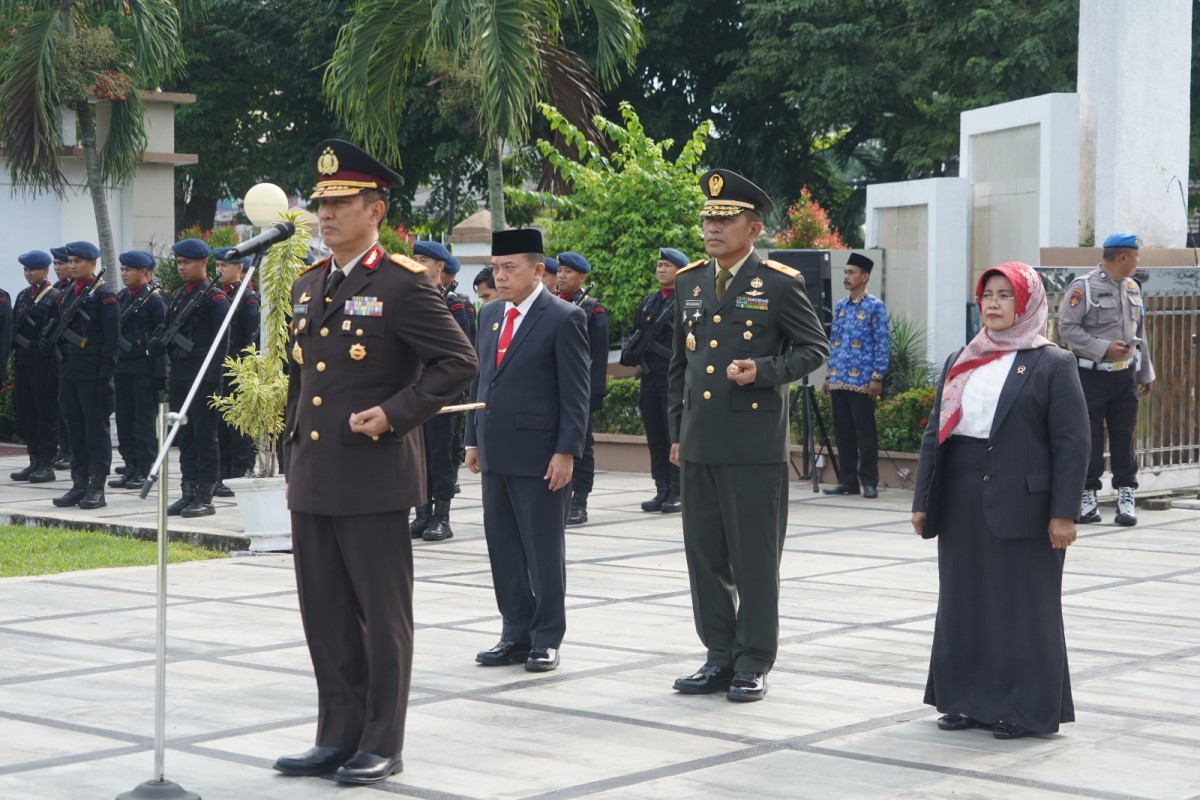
[243,182,289,227]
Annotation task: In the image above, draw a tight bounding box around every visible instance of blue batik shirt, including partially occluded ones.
[826,293,889,392]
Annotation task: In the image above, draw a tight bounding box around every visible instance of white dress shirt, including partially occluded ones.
[951,351,1016,438]
[502,281,545,337]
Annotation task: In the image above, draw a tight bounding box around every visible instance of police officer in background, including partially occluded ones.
[212,247,261,496]
[49,246,73,470]
[622,247,688,513]
[148,238,230,517]
[408,240,476,542]
[10,250,59,483]
[556,251,608,525]
[1058,233,1154,527]
[540,255,559,293]
[47,241,119,509]
[442,247,475,492]
[0,262,11,400]
[108,251,168,490]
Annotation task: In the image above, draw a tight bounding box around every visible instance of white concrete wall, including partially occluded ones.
[1079,0,1192,246]
[865,178,971,365]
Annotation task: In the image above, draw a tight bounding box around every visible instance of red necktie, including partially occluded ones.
[496,307,520,367]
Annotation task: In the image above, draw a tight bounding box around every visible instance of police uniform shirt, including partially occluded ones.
[562,287,608,401]
[827,293,889,391]
[164,280,230,383]
[632,289,676,375]
[224,281,262,355]
[1058,267,1155,384]
[12,279,58,366]
[116,284,168,376]
[53,280,120,380]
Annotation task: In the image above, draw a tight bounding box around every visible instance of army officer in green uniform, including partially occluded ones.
[668,169,829,702]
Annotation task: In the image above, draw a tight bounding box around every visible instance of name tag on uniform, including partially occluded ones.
[345,296,383,316]
[684,299,703,310]
[293,303,308,315]
[735,295,769,311]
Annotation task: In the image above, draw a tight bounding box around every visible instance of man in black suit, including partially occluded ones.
[465,228,590,673]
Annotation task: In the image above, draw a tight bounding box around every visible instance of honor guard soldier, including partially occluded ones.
[148,238,230,517]
[10,250,60,484]
[555,251,608,524]
[108,251,168,490]
[49,246,73,470]
[540,255,559,292]
[668,170,829,702]
[1058,232,1155,526]
[45,241,120,509]
[621,247,687,513]
[822,253,889,498]
[273,140,477,784]
[408,240,476,542]
[442,248,475,492]
[212,247,261,496]
[0,263,11,403]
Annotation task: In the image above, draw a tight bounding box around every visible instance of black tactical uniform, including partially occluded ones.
[624,284,680,511]
[50,255,73,469]
[560,277,608,525]
[11,252,61,483]
[215,274,261,494]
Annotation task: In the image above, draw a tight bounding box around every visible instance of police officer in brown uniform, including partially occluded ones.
[668,170,829,703]
[273,140,477,785]
[1057,233,1155,527]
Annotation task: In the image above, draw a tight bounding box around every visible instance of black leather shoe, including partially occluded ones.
[525,647,559,672]
[332,751,403,784]
[822,484,860,495]
[476,640,532,666]
[726,671,767,702]
[993,720,1032,739]
[213,480,235,498]
[862,486,878,499]
[937,713,979,731]
[273,745,356,776]
[673,664,734,694]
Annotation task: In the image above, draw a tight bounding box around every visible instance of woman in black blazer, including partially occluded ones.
[912,261,1089,739]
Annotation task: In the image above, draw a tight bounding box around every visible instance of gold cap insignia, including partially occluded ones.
[317,147,339,176]
[750,276,763,289]
[349,343,367,361]
[708,173,724,197]
[292,342,303,365]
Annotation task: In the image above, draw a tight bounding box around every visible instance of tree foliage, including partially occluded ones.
[529,101,710,329]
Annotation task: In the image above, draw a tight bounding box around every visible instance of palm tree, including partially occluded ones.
[0,1,187,283]
[325,0,642,230]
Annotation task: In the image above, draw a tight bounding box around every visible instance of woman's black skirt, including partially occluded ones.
[924,437,1074,733]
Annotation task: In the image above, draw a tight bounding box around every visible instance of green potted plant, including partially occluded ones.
[209,210,308,550]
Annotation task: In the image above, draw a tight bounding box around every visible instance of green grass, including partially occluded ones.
[0,525,225,578]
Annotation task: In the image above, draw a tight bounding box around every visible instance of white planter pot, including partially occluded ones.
[225,476,291,552]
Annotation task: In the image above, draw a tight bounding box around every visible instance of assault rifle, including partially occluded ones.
[619,295,674,368]
[148,278,212,355]
[118,285,161,353]
[12,282,58,350]
[42,268,107,353]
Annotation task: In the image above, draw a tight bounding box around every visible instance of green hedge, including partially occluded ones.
[594,377,935,453]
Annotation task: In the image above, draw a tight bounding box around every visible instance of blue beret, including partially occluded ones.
[542,256,558,274]
[658,248,688,269]
[118,250,156,270]
[49,246,69,262]
[172,238,213,260]
[18,250,51,270]
[301,250,315,266]
[213,247,251,270]
[556,251,591,274]
[1102,232,1141,249]
[444,254,460,275]
[412,240,452,262]
[65,241,101,260]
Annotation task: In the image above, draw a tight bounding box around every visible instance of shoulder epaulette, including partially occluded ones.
[298,256,329,277]
[763,259,800,278]
[676,259,707,275]
[390,252,427,273]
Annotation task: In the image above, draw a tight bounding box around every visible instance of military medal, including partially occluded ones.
[686,331,696,351]
[292,342,303,364]
[750,276,763,289]
[349,343,366,361]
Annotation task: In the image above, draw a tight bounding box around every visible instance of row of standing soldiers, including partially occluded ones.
[6,239,260,515]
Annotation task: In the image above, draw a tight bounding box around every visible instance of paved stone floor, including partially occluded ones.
[1,457,1199,799]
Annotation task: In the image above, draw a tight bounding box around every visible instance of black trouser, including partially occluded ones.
[830,389,879,489]
[422,412,458,501]
[1079,368,1139,490]
[571,413,596,495]
[57,395,69,455]
[14,363,59,462]
[217,414,256,478]
[638,375,678,486]
[115,373,159,474]
[60,373,113,475]
[170,379,220,483]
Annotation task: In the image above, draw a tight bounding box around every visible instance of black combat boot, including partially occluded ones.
[641,481,669,512]
[79,474,107,509]
[11,457,37,482]
[422,499,454,542]
[410,502,432,539]
[567,492,588,526]
[28,457,56,483]
[213,479,235,498]
[109,464,134,489]
[53,471,88,507]
[181,482,216,517]
[167,482,196,516]
[122,468,147,490]
[661,481,681,513]
[53,449,72,471]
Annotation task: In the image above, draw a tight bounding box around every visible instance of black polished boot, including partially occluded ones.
[660,481,681,513]
[181,482,216,517]
[422,499,454,542]
[167,481,196,516]
[53,471,88,507]
[108,464,133,489]
[10,457,37,482]
[79,474,107,509]
[213,479,235,497]
[567,492,588,526]
[640,481,668,512]
[28,458,56,483]
[122,469,147,490]
[53,449,72,471]
[409,502,432,539]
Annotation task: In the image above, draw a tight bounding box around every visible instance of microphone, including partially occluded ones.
[226,221,296,259]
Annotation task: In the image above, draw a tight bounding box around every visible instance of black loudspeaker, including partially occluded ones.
[766,249,832,328]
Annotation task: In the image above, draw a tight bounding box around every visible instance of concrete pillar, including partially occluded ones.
[1078,0,1192,247]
